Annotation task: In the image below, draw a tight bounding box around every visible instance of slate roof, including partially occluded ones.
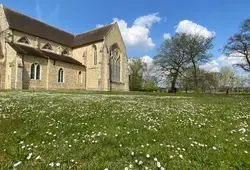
[3,6,114,48]
[74,25,114,47]
[42,50,83,66]
[8,42,83,66]
[8,42,46,59]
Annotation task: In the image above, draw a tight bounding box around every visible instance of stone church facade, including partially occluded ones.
[0,5,129,91]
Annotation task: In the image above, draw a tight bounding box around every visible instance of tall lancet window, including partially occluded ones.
[92,45,97,65]
[30,63,40,80]
[110,44,121,82]
[58,68,64,83]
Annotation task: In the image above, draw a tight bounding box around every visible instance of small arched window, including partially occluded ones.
[30,63,40,80]
[17,36,30,44]
[78,71,82,83]
[93,45,97,65]
[62,48,69,56]
[42,43,53,50]
[58,68,64,83]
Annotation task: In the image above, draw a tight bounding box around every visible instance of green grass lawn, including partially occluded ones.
[0,91,249,170]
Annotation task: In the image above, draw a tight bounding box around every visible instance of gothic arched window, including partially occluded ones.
[17,36,30,44]
[42,43,53,50]
[58,68,64,82]
[62,48,69,56]
[110,44,121,82]
[93,45,97,65]
[30,63,40,80]
[78,71,82,83]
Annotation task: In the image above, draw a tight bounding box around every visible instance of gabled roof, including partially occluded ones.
[8,42,83,66]
[4,7,74,47]
[74,24,114,47]
[3,6,114,48]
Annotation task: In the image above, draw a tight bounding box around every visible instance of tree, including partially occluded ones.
[183,34,214,92]
[218,66,235,92]
[179,68,219,93]
[179,68,194,93]
[223,18,250,72]
[141,61,159,92]
[154,34,189,92]
[129,58,145,91]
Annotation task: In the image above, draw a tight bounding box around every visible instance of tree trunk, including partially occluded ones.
[192,60,199,93]
[170,73,178,93]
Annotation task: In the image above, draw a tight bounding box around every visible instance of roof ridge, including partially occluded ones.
[3,5,117,47]
[3,5,74,36]
[75,23,115,36]
[103,22,117,38]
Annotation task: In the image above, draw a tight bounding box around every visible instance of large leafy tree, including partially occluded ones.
[197,69,219,93]
[155,33,214,93]
[183,34,214,92]
[224,18,250,72]
[154,34,189,92]
[128,58,145,91]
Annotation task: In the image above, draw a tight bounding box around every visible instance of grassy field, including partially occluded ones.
[0,91,249,170]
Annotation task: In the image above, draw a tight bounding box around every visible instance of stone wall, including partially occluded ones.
[105,24,129,91]
[22,55,48,89]
[0,61,5,89]
[110,82,126,91]
[0,5,8,89]
[47,59,86,90]
[22,56,86,90]
[73,42,102,90]
[5,43,17,89]
[0,5,9,32]
[0,34,5,89]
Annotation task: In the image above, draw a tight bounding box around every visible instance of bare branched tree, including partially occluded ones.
[224,18,250,72]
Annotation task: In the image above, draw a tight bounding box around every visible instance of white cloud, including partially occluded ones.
[199,54,246,72]
[163,33,171,40]
[96,24,104,28]
[176,20,215,38]
[134,13,161,27]
[200,60,220,72]
[217,55,245,66]
[98,13,161,53]
[141,55,153,65]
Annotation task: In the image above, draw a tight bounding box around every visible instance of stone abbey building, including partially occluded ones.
[0,5,129,91]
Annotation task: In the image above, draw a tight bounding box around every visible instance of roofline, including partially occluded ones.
[8,42,85,66]
[74,23,115,37]
[3,5,114,37]
[73,39,104,49]
[104,22,128,54]
[3,4,117,48]
[103,22,117,39]
[3,5,74,36]
[11,28,74,48]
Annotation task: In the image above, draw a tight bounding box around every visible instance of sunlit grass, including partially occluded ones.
[0,91,249,169]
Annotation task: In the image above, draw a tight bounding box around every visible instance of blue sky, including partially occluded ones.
[1,0,250,72]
